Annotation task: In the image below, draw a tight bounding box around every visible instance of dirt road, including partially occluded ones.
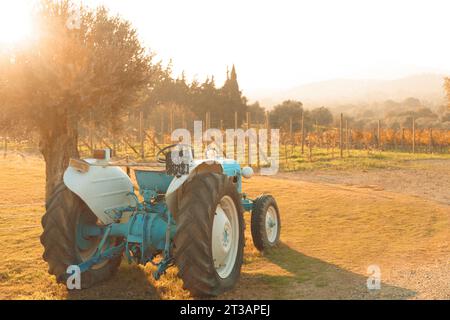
[271,159,450,299]
[275,159,450,205]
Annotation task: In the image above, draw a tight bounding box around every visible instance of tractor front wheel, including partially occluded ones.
[40,183,122,288]
[251,195,281,251]
[174,172,245,297]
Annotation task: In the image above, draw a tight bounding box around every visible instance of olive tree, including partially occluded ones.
[0,1,163,200]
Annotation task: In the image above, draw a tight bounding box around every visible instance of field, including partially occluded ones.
[0,153,449,299]
[279,147,450,171]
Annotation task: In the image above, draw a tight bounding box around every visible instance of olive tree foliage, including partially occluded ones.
[0,0,165,199]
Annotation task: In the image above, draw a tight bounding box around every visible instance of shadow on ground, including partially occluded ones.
[65,242,416,300]
[67,264,161,300]
[222,242,416,300]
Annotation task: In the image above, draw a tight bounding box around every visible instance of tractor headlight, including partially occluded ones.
[241,166,254,179]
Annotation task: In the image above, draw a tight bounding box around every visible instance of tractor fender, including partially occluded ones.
[165,160,223,217]
[63,159,134,225]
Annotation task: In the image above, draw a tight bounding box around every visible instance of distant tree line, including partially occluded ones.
[261,81,450,133]
[141,65,257,130]
[332,97,450,131]
[267,100,333,132]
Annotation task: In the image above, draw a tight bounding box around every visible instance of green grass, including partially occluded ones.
[279,147,450,171]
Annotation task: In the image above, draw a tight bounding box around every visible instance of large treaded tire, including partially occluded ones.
[173,172,245,297]
[40,183,122,288]
[251,195,281,251]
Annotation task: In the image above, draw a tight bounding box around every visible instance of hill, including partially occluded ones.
[255,73,447,109]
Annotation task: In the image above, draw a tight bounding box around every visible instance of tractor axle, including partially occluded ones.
[77,204,176,277]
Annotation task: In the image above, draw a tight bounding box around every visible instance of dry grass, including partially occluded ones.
[0,154,448,299]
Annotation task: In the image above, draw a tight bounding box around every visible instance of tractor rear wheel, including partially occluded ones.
[251,195,281,251]
[40,183,122,288]
[174,172,245,297]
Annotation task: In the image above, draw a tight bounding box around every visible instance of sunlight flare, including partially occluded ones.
[0,1,33,45]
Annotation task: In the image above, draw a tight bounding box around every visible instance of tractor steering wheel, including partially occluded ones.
[156,144,194,164]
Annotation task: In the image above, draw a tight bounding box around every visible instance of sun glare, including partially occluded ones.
[0,1,33,45]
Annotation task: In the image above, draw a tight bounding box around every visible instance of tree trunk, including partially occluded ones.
[39,120,79,202]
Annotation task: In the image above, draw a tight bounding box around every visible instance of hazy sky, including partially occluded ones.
[2,0,450,95]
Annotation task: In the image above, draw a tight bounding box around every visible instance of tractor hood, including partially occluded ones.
[165,158,242,217]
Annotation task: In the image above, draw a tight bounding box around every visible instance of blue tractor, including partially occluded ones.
[40,145,281,296]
